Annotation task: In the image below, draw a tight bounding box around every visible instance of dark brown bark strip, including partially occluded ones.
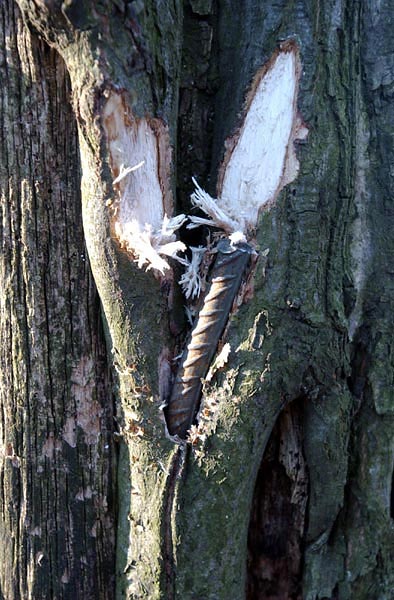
[0,2,116,598]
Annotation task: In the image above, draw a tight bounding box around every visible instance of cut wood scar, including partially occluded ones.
[190,40,308,235]
[102,92,186,274]
[166,40,308,439]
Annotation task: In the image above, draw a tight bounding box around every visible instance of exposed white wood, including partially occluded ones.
[221,50,297,230]
[103,93,185,273]
[189,177,239,233]
[215,42,308,233]
[102,42,307,280]
[178,245,206,299]
[112,160,145,184]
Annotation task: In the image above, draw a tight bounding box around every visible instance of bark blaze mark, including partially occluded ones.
[216,39,308,234]
[165,239,253,439]
[102,91,182,274]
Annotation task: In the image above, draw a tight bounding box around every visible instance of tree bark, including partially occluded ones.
[2,0,394,599]
[0,2,116,598]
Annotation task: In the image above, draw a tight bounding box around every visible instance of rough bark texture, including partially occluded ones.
[0,2,116,599]
[177,1,394,598]
[2,0,394,599]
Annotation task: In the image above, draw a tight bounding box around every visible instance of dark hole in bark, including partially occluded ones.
[177,219,210,252]
[332,583,340,599]
[347,332,370,401]
[246,398,308,600]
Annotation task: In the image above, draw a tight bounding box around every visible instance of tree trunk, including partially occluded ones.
[2,1,394,599]
[0,2,116,599]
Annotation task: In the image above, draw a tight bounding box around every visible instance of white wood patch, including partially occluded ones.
[103,93,185,274]
[217,41,308,233]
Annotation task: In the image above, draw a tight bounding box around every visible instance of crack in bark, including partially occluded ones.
[162,446,186,600]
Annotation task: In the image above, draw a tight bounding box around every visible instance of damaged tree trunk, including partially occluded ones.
[2,0,394,599]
